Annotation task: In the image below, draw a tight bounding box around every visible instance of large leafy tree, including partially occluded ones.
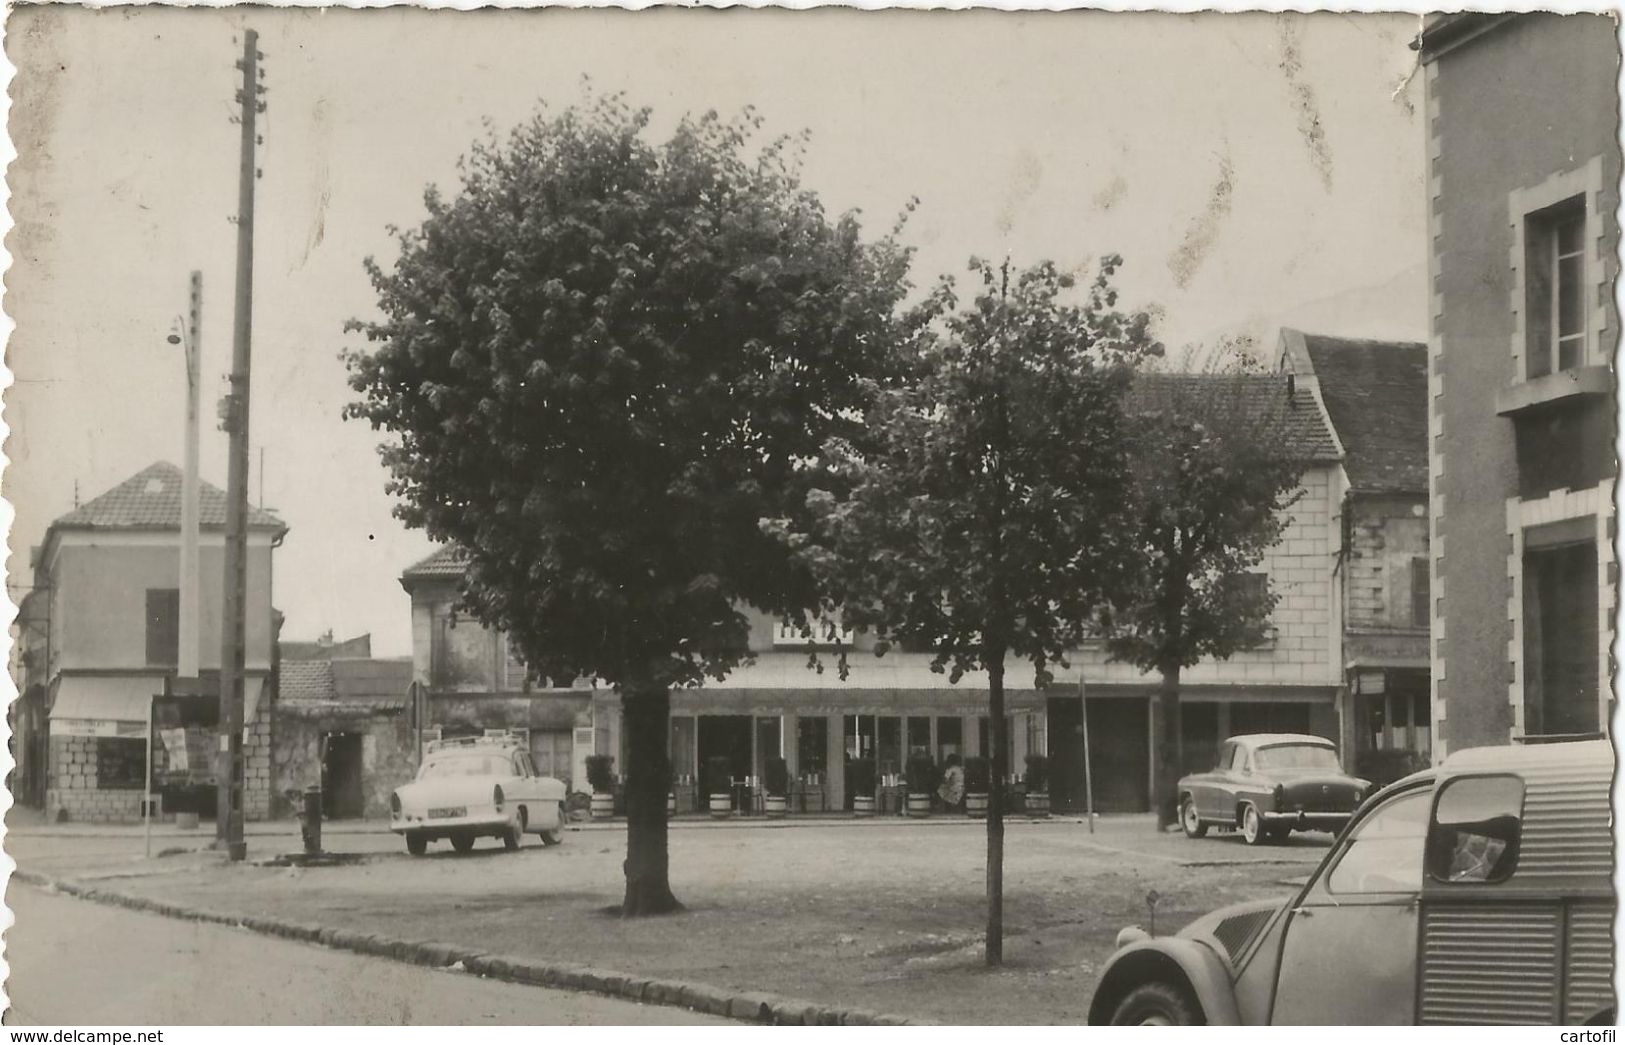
[765,257,1159,964]
[345,92,914,915]
[1099,357,1310,829]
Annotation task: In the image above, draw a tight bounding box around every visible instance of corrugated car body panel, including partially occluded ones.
[1564,902,1617,1022]
[1515,765,1612,880]
[1421,904,1559,1024]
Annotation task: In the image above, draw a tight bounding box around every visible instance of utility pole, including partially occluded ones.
[178,272,202,681]
[217,29,265,862]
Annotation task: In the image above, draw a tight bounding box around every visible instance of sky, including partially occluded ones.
[3,7,1428,657]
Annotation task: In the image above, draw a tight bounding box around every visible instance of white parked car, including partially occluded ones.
[390,736,568,856]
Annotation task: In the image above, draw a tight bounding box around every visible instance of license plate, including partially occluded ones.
[428,807,466,819]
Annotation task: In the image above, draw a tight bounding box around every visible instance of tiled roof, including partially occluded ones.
[281,634,373,661]
[401,544,468,582]
[279,660,335,702]
[332,659,413,700]
[1302,334,1428,494]
[52,462,286,533]
[1126,373,1341,463]
[278,658,413,704]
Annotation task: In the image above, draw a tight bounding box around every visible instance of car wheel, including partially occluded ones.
[540,802,565,847]
[1241,804,1268,846]
[405,831,427,857]
[450,832,477,854]
[1111,982,1205,1026]
[503,809,525,851]
[1180,796,1208,839]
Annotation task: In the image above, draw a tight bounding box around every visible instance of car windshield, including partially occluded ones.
[1254,744,1339,772]
[420,754,510,779]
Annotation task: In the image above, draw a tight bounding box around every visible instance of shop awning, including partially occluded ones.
[50,676,161,735]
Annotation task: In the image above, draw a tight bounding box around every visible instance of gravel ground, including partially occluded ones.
[8,816,1330,1024]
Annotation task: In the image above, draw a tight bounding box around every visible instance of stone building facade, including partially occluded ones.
[17,462,285,823]
[1420,14,1618,755]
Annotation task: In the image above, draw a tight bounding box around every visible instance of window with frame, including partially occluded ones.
[1326,789,1431,894]
[1410,557,1431,628]
[1425,775,1524,884]
[145,588,180,666]
[1525,195,1589,378]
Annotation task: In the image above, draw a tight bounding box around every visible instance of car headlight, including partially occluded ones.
[1116,925,1151,948]
[390,792,401,817]
[493,785,504,811]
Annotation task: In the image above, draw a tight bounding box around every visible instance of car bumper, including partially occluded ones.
[1262,810,1353,830]
[392,806,507,836]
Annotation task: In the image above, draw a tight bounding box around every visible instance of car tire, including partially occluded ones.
[1241,804,1268,846]
[503,809,525,851]
[1111,982,1205,1026]
[405,831,427,857]
[540,803,565,847]
[450,832,477,854]
[1180,796,1208,839]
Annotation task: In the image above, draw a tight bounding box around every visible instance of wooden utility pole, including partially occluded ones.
[178,271,202,681]
[217,29,264,862]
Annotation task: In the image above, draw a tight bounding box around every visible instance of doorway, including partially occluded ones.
[321,732,365,819]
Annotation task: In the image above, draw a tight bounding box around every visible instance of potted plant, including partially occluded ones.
[964,755,991,819]
[705,755,734,819]
[586,755,616,820]
[764,756,789,818]
[1024,753,1050,818]
[905,754,936,818]
[848,757,876,817]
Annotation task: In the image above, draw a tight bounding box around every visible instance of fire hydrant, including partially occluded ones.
[301,784,323,855]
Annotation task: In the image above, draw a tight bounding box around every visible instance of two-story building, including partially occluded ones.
[1280,329,1432,782]
[17,461,287,823]
[1419,14,1617,755]
[574,372,1347,814]
[400,546,594,790]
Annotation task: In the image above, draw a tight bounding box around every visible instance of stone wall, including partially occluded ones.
[274,708,415,820]
[46,734,144,824]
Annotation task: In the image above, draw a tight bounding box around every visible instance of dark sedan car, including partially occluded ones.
[1178,734,1369,845]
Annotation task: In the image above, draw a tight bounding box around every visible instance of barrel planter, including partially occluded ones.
[906,792,932,818]
[590,792,615,820]
[965,793,989,819]
[1026,791,1051,818]
[764,794,788,819]
[852,794,876,818]
[708,793,732,819]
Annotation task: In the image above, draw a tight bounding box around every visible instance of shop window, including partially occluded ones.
[906,716,931,759]
[1327,789,1430,894]
[797,717,828,776]
[936,717,963,763]
[96,737,147,790]
[145,588,180,667]
[1426,776,1524,885]
[1524,196,1589,378]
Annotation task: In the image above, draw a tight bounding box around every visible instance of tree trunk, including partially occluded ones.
[620,681,682,917]
[1151,664,1183,830]
[985,653,1006,966]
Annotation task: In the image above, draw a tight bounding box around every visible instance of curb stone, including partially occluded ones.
[10,869,923,1025]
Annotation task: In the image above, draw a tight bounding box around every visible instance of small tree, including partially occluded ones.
[1100,355,1311,828]
[346,92,914,914]
[766,256,1159,964]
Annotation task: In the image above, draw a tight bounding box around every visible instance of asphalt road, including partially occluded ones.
[1,883,724,1025]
